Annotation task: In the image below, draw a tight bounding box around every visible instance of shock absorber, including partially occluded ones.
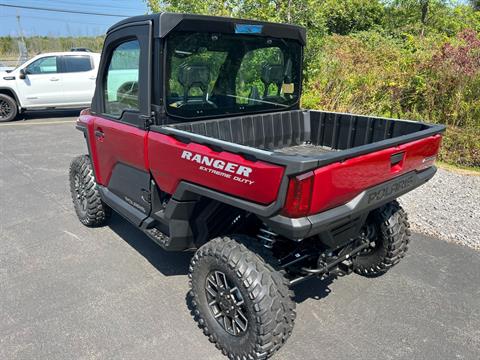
[257,225,278,249]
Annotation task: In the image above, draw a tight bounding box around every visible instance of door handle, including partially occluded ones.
[89,76,97,80]
[390,152,405,172]
[95,129,104,139]
[49,77,60,81]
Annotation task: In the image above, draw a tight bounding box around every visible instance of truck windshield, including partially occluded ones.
[165,31,302,119]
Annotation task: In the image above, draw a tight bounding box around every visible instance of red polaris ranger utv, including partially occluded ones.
[70,13,444,359]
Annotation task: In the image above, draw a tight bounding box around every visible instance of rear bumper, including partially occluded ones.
[262,166,436,240]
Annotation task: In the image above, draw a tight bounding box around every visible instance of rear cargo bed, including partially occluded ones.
[275,143,335,156]
[164,109,442,158]
[151,109,444,217]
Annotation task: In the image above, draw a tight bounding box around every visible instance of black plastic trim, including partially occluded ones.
[98,185,148,227]
[108,13,306,45]
[262,166,437,240]
[75,123,87,133]
[91,20,152,127]
[171,176,290,218]
[107,162,152,215]
[75,122,101,182]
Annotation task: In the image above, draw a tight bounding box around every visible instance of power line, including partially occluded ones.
[0,14,110,27]
[27,0,145,13]
[0,3,130,17]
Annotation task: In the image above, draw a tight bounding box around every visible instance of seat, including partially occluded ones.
[116,81,139,109]
[177,64,211,105]
[261,64,284,98]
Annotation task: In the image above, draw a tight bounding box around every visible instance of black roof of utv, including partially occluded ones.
[107,12,306,45]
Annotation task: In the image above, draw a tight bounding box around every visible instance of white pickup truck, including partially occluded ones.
[0,51,100,122]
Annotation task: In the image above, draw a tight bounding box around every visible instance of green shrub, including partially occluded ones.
[439,127,480,168]
[320,0,385,35]
[302,28,480,168]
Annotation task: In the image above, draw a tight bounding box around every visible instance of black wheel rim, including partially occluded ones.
[205,270,248,336]
[0,98,12,120]
[74,173,88,212]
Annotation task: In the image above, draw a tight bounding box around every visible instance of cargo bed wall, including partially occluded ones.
[170,110,308,151]
[166,110,431,154]
[309,111,428,150]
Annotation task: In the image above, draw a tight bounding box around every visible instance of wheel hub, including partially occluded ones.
[0,99,12,119]
[205,270,248,336]
[74,174,88,211]
[217,292,236,314]
[358,222,378,255]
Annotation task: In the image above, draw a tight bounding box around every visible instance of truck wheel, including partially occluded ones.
[353,200,410,277]
[189,235,295,360]
[69,155,111,227]
[0,93,18,122]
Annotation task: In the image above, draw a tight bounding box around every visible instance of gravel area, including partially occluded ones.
[399,168,480,250]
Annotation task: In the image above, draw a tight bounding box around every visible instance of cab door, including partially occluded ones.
[88,22,152,223]
[16,55,64,107]
[60,54,98,106]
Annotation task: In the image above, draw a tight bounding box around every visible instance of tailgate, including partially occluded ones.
[308,134,442,214]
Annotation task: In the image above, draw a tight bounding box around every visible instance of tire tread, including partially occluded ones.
[353,200,410,277]
[189,235,296,360]
[69,155,110,227]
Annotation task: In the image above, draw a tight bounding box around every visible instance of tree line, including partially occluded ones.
[1,1,478,167]
[145,0,480,168]
[0,36,104,60]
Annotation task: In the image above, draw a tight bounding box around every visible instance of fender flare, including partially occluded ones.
[0,87,22,109]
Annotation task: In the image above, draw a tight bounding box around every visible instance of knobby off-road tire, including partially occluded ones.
[353,200,411,277]
[0,93,18,122]
[235,235,296,345]
[189,235,296,360]
[69,155,111,227]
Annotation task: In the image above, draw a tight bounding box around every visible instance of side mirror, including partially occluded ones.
[19,68,27,79]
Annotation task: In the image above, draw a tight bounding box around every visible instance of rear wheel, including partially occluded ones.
[353,200,410,277]
[69,155,111,227]
[189,235,295,360]
[0,93,18,122]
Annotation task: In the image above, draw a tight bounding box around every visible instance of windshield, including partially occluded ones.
[165,31,302,119]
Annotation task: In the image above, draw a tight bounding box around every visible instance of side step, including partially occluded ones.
[145,227,171,248]
[139,213,194,251]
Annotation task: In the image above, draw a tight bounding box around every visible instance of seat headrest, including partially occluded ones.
[177,64,210,90]
[261,64,284,85]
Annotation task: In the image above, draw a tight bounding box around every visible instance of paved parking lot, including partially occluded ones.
[1,113,479,360]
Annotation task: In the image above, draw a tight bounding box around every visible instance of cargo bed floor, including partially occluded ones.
[274,143,335,156]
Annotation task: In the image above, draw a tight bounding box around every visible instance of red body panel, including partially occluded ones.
[307,134,442,214]
[78,113,147,186]
[79,110,441,216]
[147,132,285,204]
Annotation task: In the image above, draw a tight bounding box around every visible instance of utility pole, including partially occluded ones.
[16,12,28,64]
[16,13,25,43]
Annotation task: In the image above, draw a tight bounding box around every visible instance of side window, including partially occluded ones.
[104,40,140,118]
[26,56,58,74]
[63,56,93,72]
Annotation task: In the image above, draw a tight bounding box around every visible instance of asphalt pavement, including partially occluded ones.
[1,112,479,360]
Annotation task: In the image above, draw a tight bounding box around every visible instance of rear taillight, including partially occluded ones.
[281,171,314,218]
